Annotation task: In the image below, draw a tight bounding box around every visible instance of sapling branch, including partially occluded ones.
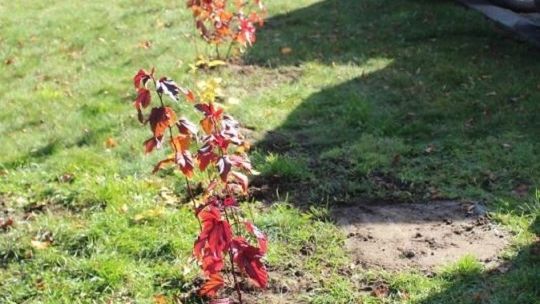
[130,66,268,302]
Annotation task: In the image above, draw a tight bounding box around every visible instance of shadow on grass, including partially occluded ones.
[246,0,540,206]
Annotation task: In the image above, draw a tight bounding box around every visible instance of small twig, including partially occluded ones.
[224,208,243,304]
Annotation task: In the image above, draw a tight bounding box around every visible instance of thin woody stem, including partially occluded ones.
[215,44,221,59]
[223,208,243,304]
[151,75,202,231]
[225,40,234,61]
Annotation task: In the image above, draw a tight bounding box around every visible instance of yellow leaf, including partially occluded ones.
[208,60,227,68]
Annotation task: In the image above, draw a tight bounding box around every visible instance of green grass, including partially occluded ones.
[1,0,540,303]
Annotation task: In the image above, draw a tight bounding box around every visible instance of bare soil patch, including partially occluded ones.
[333,200,510,271]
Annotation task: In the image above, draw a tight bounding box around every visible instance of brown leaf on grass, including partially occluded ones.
[139,40,152,49]
[35,278,46,290]
[0,217,14,230]
[280,47,292,55]
[105,137,117,149]
[370,281,390,298]
[153,294,167,304]
[58,173,75,183]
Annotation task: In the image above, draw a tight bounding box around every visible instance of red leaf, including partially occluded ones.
[137,109,144,124]
[176,150,195,178]
[236,16,256,46]
[244,221,268,254]
[134,88,152,110]
[133,69,151,89]
[213,134,230,151]
[181,87,195,102]
[170,134,190,152]
[217,157,231,182]
[144,136,163,154]
[197,144,218,171]
[177,117,198,135]
[223,196,237,207]
[194,206,233,260]
[232,237,268,288]
[200,116,214,135]
[0,217,14,230]
[187,90,195,102]
[195,102,223,119]
[148,107,177,138]
[199,273,224,297]
[152,158,175,174]
[202,250,224,274]
[228,154,253,173]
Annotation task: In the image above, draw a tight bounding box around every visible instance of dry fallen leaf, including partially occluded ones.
[371,281,390,298]
[105,137,118,149]
[58,172,75,183]
[153,294,167,304]
[35,278,46,290]
[139,40,152,49]
[31,240,51,250]
[280,47,292,55]
[0,217,14,230]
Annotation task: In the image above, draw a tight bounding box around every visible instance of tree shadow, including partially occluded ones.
[245,0,540,207]
[241,2,540,300]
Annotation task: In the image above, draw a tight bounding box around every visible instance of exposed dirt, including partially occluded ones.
[333,200,510,271]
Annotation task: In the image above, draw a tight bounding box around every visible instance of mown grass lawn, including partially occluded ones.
[1,0,539,303]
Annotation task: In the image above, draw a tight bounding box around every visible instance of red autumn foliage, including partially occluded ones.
[199,273,225,297]
[148,106,177,138]
[232,237,268,288]
[186,0,266,58]
[129,68,268,302]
